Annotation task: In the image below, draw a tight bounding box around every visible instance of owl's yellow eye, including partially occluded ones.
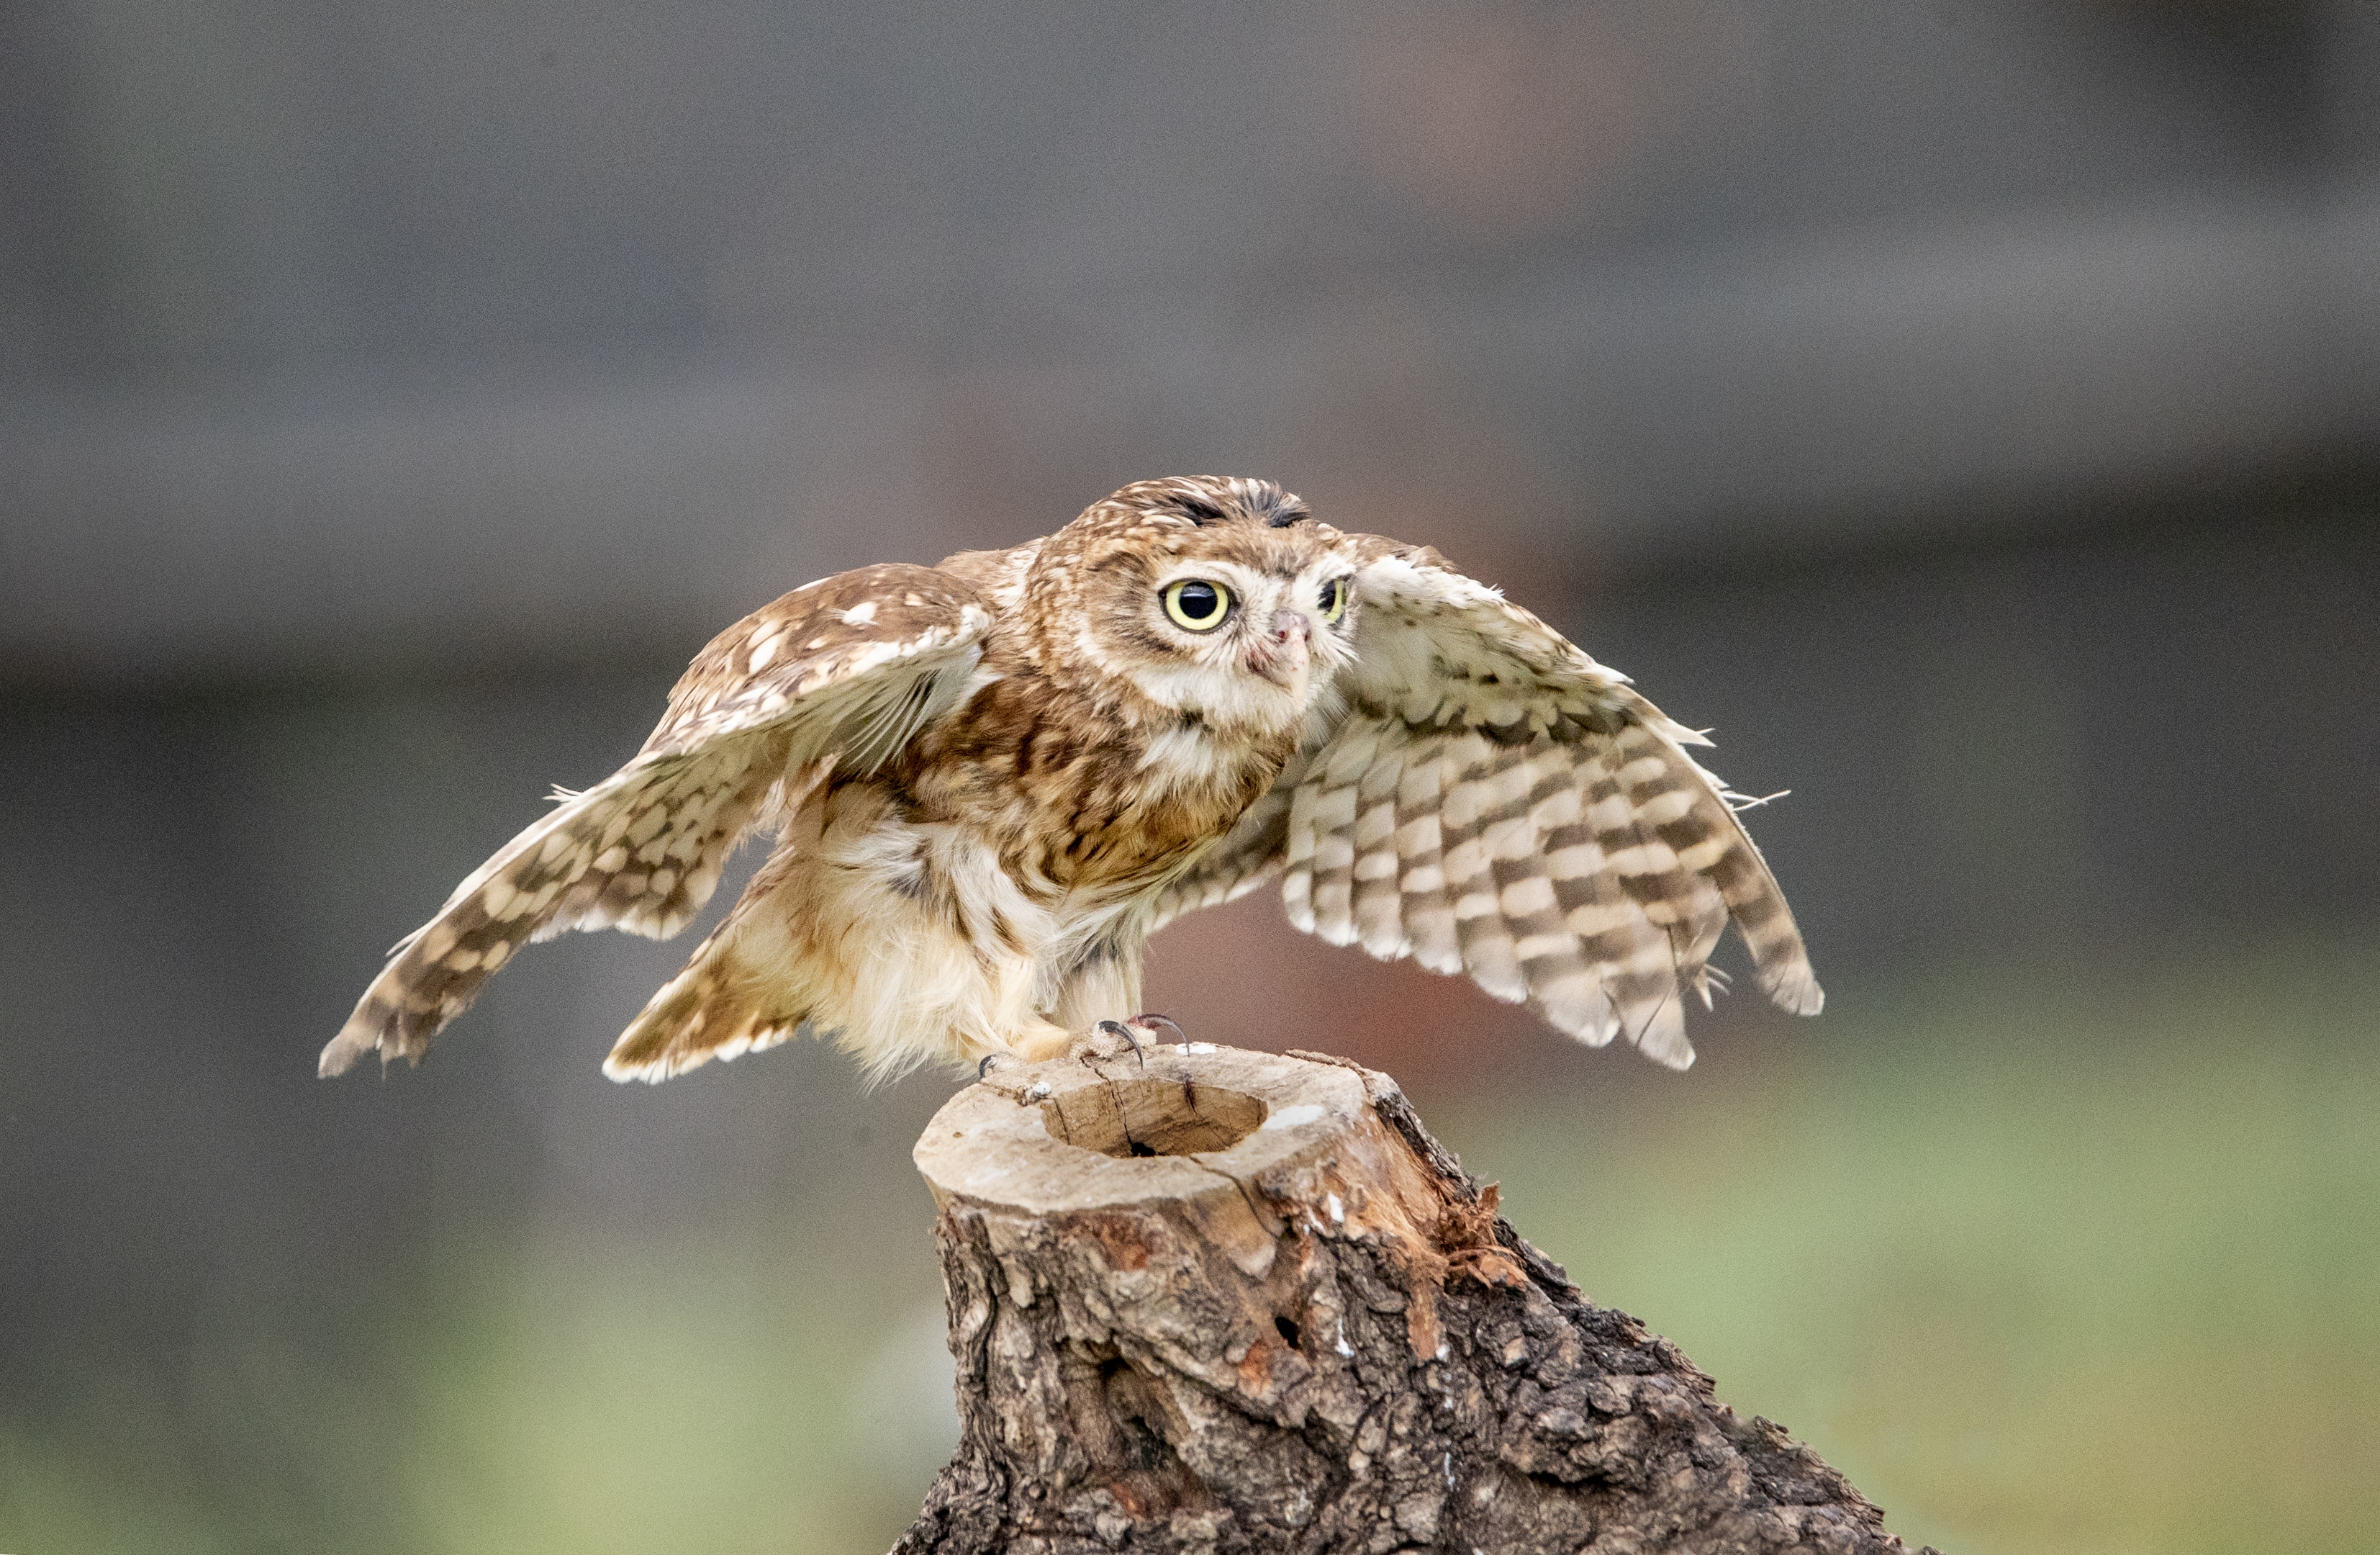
[1319,577,1349,623]
[1162,578,1233,631]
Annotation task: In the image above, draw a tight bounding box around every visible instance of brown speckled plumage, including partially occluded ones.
[322,477,1819,1086]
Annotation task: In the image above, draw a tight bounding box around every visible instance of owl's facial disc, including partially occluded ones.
[1116,549,1357,729]
[1154,574,1308,685]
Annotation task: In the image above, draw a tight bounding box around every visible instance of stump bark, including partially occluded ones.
[899,1045,1926,1555]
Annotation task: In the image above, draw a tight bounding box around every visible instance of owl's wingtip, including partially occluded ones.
[601,1051,679,1084]
[1622,993,1696,1071]
[317,1022,377,1078]
[1763,963,1824,1018]
[319,986,438,1077]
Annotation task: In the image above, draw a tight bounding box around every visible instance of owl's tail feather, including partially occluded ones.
[317,747,803,1078]
[602,917,805,1084]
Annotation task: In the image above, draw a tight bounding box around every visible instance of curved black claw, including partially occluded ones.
[1093,1019,1148,1069]
[977,1053,1002,1081]
[1129,1013,1188,1045]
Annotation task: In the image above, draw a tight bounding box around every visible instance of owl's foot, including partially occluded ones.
[1003,1017,1180,1068]
[977,1053,1003,1081]
[1092,1019,1148,1069]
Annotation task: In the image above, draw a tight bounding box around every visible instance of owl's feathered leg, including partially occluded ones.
[1006,1019,1098,1063]
[979,1017,1174,1077]
[1000,1018,1157,1068]
[1012,948,1157,1066]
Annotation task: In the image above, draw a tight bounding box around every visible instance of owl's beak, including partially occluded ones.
[1246,609,1313,687]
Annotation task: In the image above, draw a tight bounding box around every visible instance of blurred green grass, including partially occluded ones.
[1,1224,954,1555]
[5,934,2374,1554]
[1436,934,2380,1555]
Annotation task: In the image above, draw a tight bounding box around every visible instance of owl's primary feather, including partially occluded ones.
[323,477,1819,1085]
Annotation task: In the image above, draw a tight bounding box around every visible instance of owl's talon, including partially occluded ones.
[977,1054,1001,1081]
[1128,1013,1187,1045]
[1093,1019,1148,1069]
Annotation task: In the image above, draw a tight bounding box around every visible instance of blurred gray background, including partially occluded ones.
[4,4,2377,1552]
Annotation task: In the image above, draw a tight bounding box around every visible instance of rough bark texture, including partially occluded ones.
[900,1045,1928,1555]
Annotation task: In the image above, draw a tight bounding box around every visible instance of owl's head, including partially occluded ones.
[1032,477,1359,734]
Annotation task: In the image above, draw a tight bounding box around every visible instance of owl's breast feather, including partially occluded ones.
[897,676,1294,896]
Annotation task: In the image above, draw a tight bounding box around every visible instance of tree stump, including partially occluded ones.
[900,1045,1927,1555]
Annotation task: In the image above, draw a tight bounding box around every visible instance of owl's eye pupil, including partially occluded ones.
[1163,579,1232,631]
[1319,577,1350,623]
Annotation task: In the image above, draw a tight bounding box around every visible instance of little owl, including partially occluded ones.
[320,477,1819,1085]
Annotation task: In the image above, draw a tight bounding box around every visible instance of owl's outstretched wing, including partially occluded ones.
[320,564,991,1078]
[1155,538,1820,1069]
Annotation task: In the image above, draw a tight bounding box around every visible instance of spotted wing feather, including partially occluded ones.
[597,788,827,1085]
[320,564,990,1077]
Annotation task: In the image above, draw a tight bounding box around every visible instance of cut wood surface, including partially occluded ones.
[900,1045,1931,1554]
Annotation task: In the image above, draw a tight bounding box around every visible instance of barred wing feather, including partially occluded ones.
[1249,538,1819,1069]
